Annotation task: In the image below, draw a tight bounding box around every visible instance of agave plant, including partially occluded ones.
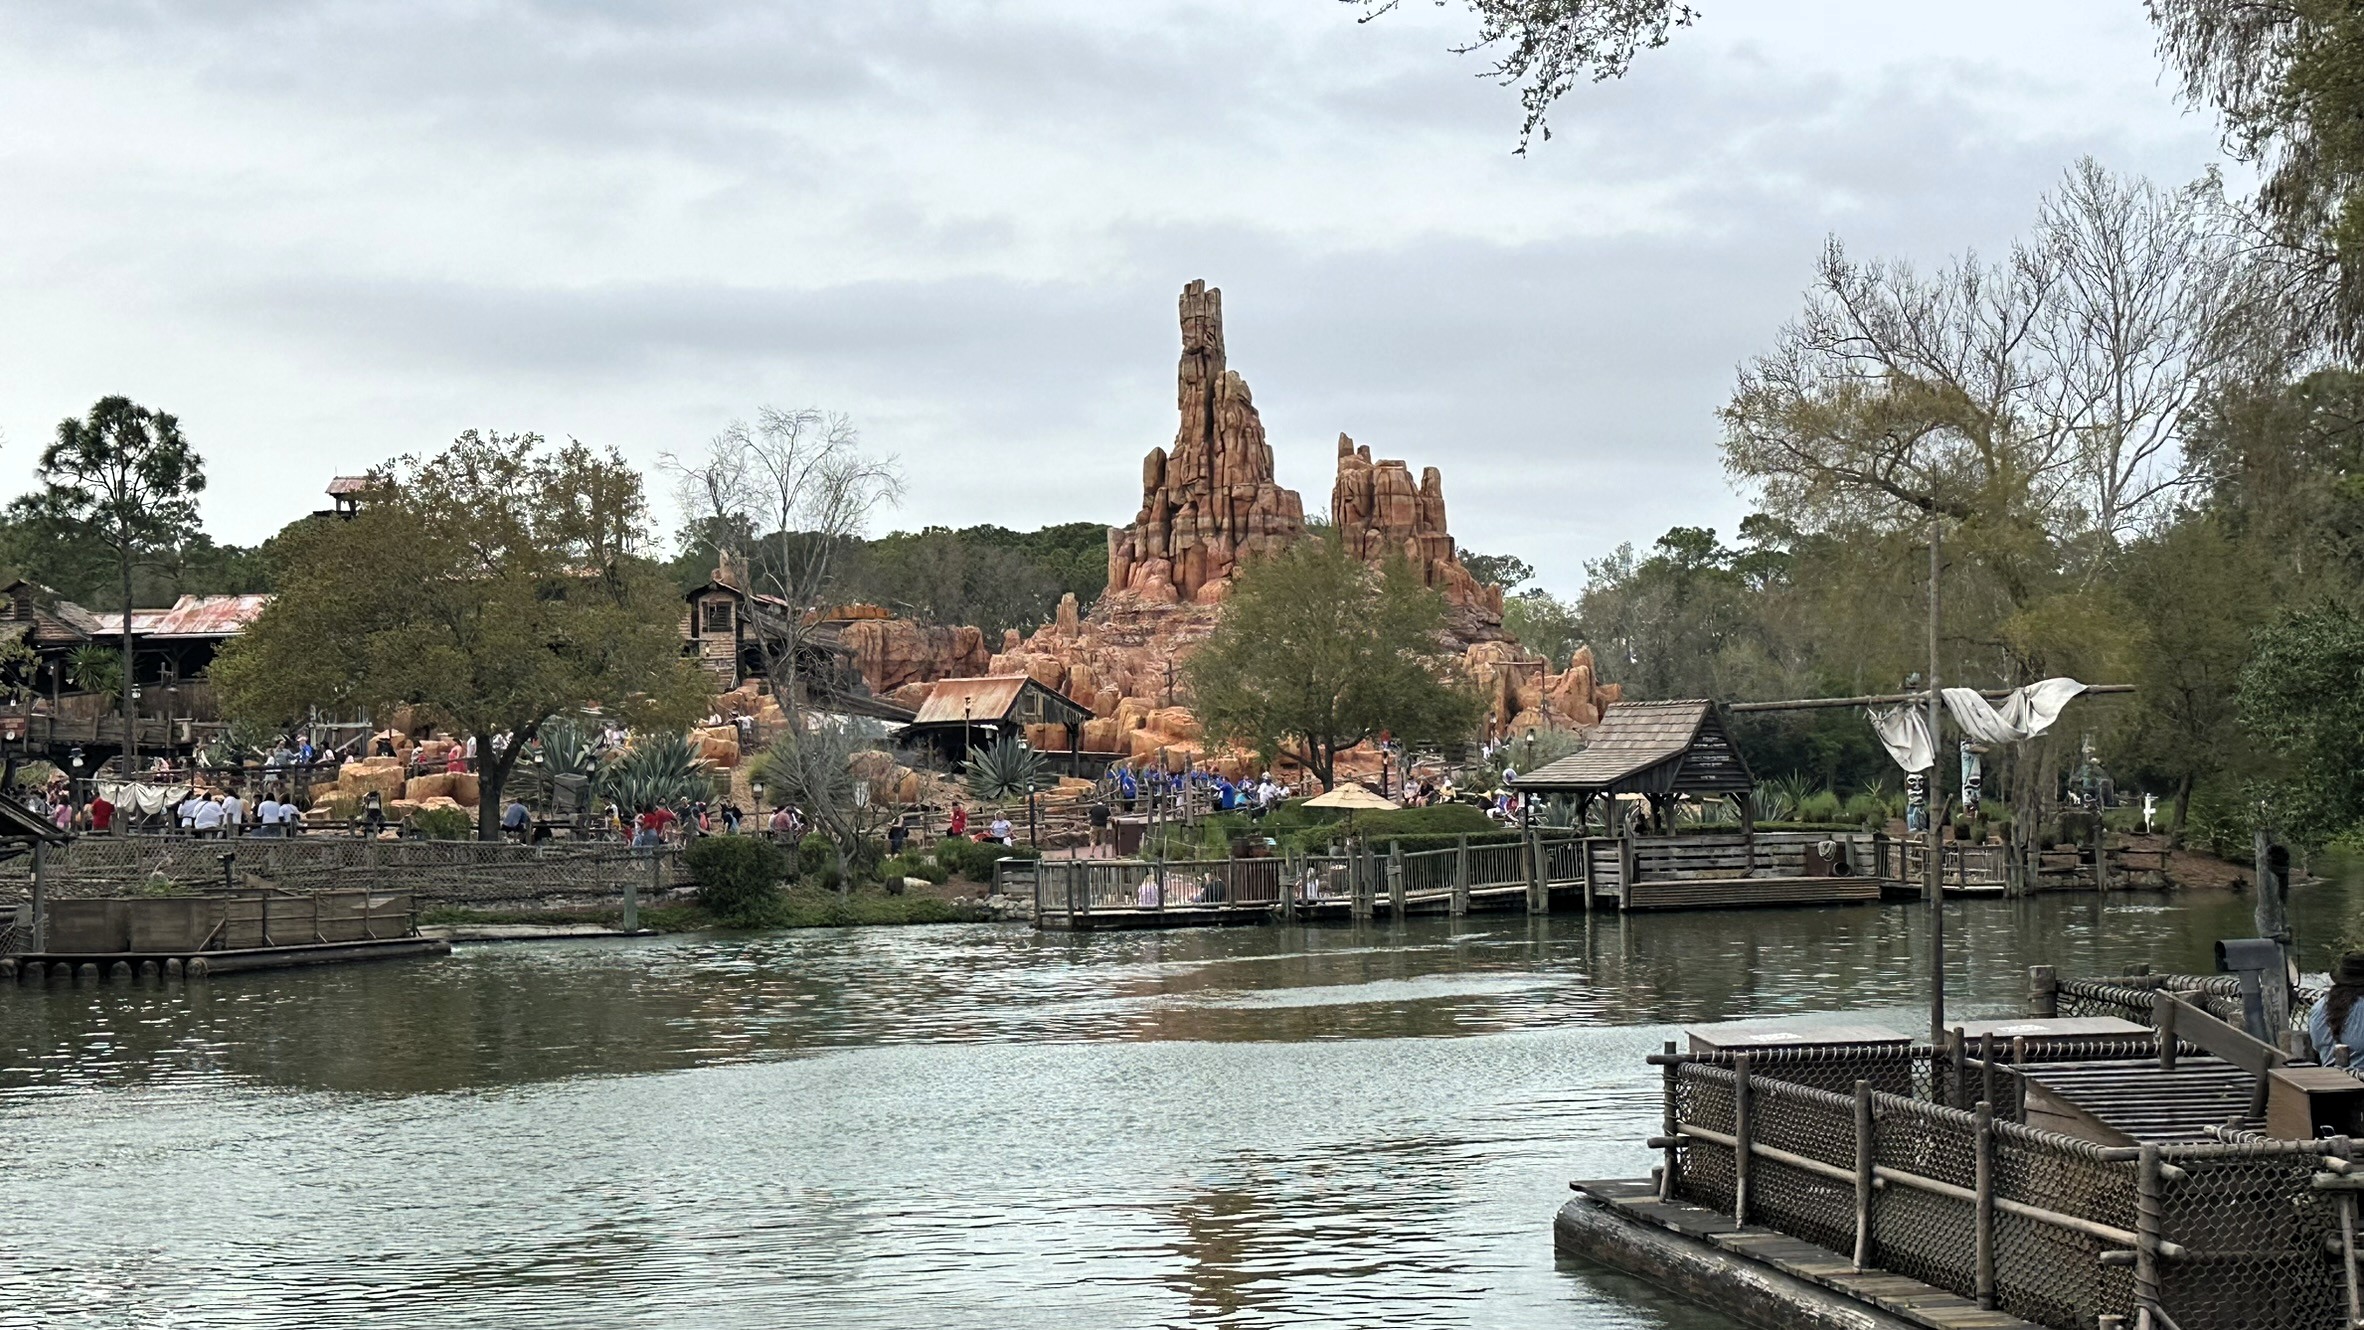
[1750,772,1814,824]
[966,738,1046,800]
[65,643,123,698]
[597,730,712,811]
[536,717,603,781]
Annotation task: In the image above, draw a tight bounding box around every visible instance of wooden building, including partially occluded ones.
[901,675,1091,767]
[1512,699,1754,832]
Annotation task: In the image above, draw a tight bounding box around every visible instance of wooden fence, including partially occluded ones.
[0,836,686,906]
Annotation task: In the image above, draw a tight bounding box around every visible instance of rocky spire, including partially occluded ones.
[1105,280,1305,604]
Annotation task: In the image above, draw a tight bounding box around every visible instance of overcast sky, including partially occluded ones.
[0,1,2224,592]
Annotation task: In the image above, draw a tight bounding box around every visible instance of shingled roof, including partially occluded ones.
[1511,699,1753,797]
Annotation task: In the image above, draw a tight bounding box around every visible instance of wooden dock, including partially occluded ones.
[1561,1180,2044,1330]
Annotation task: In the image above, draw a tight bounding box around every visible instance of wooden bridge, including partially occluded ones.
[1019,829,1994,929]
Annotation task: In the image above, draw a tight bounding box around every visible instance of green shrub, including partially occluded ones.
[934,837,1037,881]
[796,832,835,878]
[408,807,475,840]
[1841,793,1887,824]
[687,835,790,924]
[1796,791,1845,823]
[880,853,949,885]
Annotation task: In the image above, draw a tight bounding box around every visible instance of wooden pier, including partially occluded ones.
[1020,828,1936,929]
[4,886,448,982]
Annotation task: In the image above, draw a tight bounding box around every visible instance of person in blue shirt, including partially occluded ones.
[2309,952,2364,1062]
[1118,767,1137,812]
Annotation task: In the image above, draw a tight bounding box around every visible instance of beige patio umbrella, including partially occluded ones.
[1302,783,1401,811]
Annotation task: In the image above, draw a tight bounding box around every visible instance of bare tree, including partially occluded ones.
[2036,158,2282,541]
[1725,160,2278,549]
[664,407,904,718]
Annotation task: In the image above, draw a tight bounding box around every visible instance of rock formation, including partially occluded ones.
[835,616,990,700]
[1330,433,1505,642]
[1104,280,1306,604]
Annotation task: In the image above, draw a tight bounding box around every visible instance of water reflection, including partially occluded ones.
[4,885,2362,1328]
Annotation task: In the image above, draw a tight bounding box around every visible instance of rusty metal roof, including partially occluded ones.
[142,594,272,638]
[909,675,1087,726]
[1513,700,1752,796]
[326,475,373,496]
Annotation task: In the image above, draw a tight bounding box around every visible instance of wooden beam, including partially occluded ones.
[1727,683,2135,714]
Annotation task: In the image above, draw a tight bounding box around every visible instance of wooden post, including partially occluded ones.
[2342,1192,2362,1330]
[1853,1078,1875,1271]
[1732,1051,1754,1226]
[1579,835,1594,915]
[1980,1031,1997,1112]
[2028,964,2058,1018]
[2092,817,2108,894]
[1659,1040,1680,1203]
[1951,1026,1968,1110]
[1974,1099,1995,1310]
[1618,833,1637,913]
[1387,841,1405,921]
[1452,834,1470,917]
[27,839,46,953]
[624,847,647,933]
[2156,993,2179,1071]
[2134,1143,2164,1327]
[1524,822,1544,915]
[2256,833,2293,1038]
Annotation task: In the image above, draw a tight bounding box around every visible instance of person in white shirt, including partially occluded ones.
[219,790,245,835]
[178,794,201,834]
[192,794,225,837]
[255,795,282,835]
[989,815,1013,846]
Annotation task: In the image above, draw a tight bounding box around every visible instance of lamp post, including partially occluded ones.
[1018,735,1037,848]
[751,780,765,837]
[963,697,974,772]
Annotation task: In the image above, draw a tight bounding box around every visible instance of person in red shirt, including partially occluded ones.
[947,804,967,838]
[87,793,114,835]
[640,804,677,844]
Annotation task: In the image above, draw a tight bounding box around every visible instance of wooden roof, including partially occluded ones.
[908,675,1090,727]
[1511,699,1754,796]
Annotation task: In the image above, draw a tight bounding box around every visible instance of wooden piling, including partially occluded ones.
[1388,841,1405,921]
[1659,1040,1680,1203]
[1951,1026,1968,1109]
[2028,964,2057,1017]
[1852,1079,1874,1271]
[2134,1143,2164,1325]
[1980,1031,1997,1112]
[1733,1051,1754,1226]
[1974,1099,1995,1309]
[1452,835,1470,917]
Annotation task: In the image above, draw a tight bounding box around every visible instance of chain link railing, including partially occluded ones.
[1655,1043,2359,1330]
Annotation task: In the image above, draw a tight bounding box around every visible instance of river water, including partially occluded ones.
[7,886,2363,1329]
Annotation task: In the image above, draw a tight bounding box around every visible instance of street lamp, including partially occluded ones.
[751,780,765,816]
[1018,735,1037,848]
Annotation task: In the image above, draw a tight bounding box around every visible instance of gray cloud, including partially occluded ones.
[0,1,2225,593]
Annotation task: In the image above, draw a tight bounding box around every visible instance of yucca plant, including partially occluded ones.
[65,643,123,698]
[966,738,1046,800]
[597,730,711,811]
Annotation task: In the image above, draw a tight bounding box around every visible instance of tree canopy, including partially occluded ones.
[1184,533,1483,789]
[212,431,709,838]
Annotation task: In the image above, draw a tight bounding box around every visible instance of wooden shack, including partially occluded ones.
[901,675,1091,768]
[1511,699,1753,833]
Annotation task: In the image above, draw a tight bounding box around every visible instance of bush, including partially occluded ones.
[687,835,790,924]
[1796,791,1845,823]
[880,853,948,885]
[408,807,475,840]
[934,837,1036,882]
[1841,793,1887,825]
[796,832,835,878]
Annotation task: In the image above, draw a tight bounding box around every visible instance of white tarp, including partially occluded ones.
[1871,706,1935,774]
[1870,677,2087,774]
[1941,679,2086,745]
[97,781,191,818]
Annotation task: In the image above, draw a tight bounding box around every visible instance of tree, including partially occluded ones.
[2151,0,2364,351]
[1460,550,1536,593]
[2112,515,2266,839]
[212,432,710,839]
[20,397,205,767]
[1184,532,1483,789]
[2239,602,2364,847]
[1502,587,1582,668]
[747,719,873,895]
[664,407,903,720]
[1346,0,1696,150]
